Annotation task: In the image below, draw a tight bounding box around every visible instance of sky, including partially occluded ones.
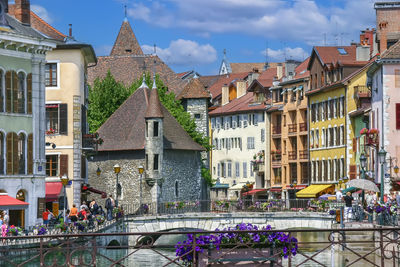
[29,0,380,75]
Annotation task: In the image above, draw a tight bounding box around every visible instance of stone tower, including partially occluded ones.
[144,75,164,204]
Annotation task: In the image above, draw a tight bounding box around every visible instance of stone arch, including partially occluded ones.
[107,239,121,247]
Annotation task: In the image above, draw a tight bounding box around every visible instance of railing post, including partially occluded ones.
[193,234,197,267]
[340,206,344,228]
[40,237,44,267]
[380,228,384,267]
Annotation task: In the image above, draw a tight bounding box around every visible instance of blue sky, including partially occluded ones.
[30,0,378,75]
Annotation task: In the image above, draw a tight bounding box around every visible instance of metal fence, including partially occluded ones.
[1,227,399,266]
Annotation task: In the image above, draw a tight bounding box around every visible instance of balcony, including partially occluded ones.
[271,153,281,165]
[354,85,371,99]
[288,124,297,134]
[288,151,297,160]
[299,123,307,132]
[272,126,282,138]
[299,150,308,160]
[252,161,265,173]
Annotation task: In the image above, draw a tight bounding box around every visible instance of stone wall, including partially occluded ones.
[160,150,203,202]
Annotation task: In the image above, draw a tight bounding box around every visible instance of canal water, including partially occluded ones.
[2,231,395,266]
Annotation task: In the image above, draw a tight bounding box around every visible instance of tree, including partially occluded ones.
[88,71,132,132]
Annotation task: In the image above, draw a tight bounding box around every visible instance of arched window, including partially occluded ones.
[27,134,33,174]
[6,132,18,174]
[0,132,4,174]
[18,133,26,174]
[5,71,18,113]
[0,69,4,112]
[27,74,32,114]
[17,72,25,113]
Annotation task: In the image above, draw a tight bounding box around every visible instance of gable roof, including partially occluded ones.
[207,72,249,101]
[308,46,367,70]
[293,57,310,79]
[97,86,204,151]
[3,13,47,39]
[88,54,186,96]
[110,20,143,56]
[381,40,400,59]
[177,78,210,99]
[231,62,278,73]
[209,91,267,116]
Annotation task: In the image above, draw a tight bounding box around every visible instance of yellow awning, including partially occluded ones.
[296,184,333,198]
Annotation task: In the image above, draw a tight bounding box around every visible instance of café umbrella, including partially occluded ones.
[346,179,379,192]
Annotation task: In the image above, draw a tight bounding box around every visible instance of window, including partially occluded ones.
[250,161,254,176]
[27,74,32,114]
[153,121,159,137]
[46,104,68,134]
[235,162,240,177]
[213,166,216,175]
[228,162,232,177]
[261,129,265,143]
[153,154,159,170]
[315,129,319,146]
[45,63,57,87]
[5,71,18,113]
[321,129,325,147]
[243,162,247,178]
[175,181,179,198]
[46,155,58,177]
[222,162,226,177]
[6,132,18,174]
[18,133,25,174]
[0,132,4,174]
[17,72,25,113]
[340,125,344,145]
[217,163,221,176]
[310,130,314,147]
[247,137,255,149]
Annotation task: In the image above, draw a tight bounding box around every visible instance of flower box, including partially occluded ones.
[198,247,282,266]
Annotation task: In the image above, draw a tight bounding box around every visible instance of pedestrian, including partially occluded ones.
[105,195,114,221]
[42,209,50,225]
[65,209,71,224]
[3,211,9,224]
[89,199,99,216]
[80,201,88,211]
[0,211,3,227]
[344,192,354,221]
[366,191,374,207]
[69,204,78,222]
[336,189,343,202]
[1,221,7,244]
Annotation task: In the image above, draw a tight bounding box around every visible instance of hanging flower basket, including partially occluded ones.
[367,128,379,145]
[46,128,55,135]
[360,128,368,135]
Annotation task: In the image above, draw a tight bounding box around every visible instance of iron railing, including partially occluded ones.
[1,227,399,266]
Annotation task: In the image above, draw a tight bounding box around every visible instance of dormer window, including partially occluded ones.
[125,49,132,53]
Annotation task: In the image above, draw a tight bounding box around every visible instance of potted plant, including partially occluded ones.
[8,225,22,236]
[35,225,47,235]
[360,128,368,135]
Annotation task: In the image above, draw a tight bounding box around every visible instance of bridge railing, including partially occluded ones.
[122,199,344,216]
[0,227,399,266]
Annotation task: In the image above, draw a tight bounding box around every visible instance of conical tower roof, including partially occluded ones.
[110,20,143,56]
[145,78,164,119]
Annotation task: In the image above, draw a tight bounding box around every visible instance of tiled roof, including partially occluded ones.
[311,46,368,68]
[230,62,278,73]
[87,55,186,96]
[381,40,400,59]
[198,75,221,89]
[97,86,204,151]
[293,57,310,79]
[209,92,267,116]
[207,72,248,100]
[110,20,143,56]
[255,67,278,87]
[145,88,164,118]
[177,78,210,99]
[3,14,47,39]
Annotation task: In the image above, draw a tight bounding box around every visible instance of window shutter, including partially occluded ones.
[37,197,45,218]
[396,103,400,130]
[349,165,357,179]
[5,71,11,113]
[12,72,18,113]
[12,133,18,174]
[352,138,357,152]
[6,133,12,174]
[27,134,33,174]
[59,104,68,135]
[27,74,32,114]
[59,154,68,177]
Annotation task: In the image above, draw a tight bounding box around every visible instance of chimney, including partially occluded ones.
[356,44,370,61]
[14,0,30,25]
[222,84,229,105]
[69,24,72,37]
[236,80,247,98]
[379,21,388,53]
[276,63,283,80]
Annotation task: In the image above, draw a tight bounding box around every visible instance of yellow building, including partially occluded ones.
[299,45,370,198]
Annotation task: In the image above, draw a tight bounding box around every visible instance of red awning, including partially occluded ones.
[269,187,282,192]
[286,185,307,190]
[45,182,63,201]
[0,195,29,210]
[243,189,266,196]
[87,187,107,198]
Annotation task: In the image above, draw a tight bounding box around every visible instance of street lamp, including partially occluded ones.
[138,165,144,214]
[378,147,387,203]
[96,167,101,177]
[360,153,367,204]
[114,164,121,207]
[394,165,399,175]
[60,175,69,223]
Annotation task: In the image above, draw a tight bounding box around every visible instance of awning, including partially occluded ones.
[212,183,229,189]
[269,187,282,192]
[342,187,357,194]
[281,89,287,95]
[0,195,29,210]
[293,85,303,92]
[229,183,246,190]
[286,185,307,190]
[242,189,266,196]
[87,187,107,198]
[45,182,63,201]
[296,184,333,198]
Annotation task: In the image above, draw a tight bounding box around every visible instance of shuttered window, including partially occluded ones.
[5,71,12,113]
[45,63,57,87]
[46,155,58,177]
[18,133,26,174]
[59,104,68,135]
[45,103,68,135]
[396,103,400,130]
[17,72,25,113]
[27,74,32,114]
[59,154,68,177]
[27,134,33,174]
[6,132,18,174]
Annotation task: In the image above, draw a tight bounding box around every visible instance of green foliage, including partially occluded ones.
[88,71,133,132]
[201,165,214,187]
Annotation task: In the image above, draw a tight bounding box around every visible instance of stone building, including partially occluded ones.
[0,0,56,227]
[88,77,206,208]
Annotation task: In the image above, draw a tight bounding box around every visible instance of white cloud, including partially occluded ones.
[261,47,309,62]
[31,5,53,24]
[142,39,217,66]
[128,0,376,45]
